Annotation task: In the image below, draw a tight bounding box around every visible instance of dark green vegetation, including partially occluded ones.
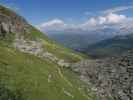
[0,82,24,100]
[0,5,96,100]
[85,34,133,58]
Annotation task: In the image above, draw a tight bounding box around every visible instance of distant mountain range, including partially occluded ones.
[83,33,133,58]
[46,26,133,58]
[41,13,133,52]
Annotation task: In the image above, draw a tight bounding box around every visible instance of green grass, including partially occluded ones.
[0,26,91,100]
[0,5,93,100]
[41,39,86,62]
[22,27,87,62]
[0,44,95,100]
[60,67,100,100]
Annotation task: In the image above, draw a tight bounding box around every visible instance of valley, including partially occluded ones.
[0,5,97,100]
[0,1,133,100]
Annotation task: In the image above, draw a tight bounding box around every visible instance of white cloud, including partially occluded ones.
[98,16,106,24]
[40,19,64,27]
[81,18,97,29]
[103,5,133,14]
[38,19,67,31]
[104,13,127,24]
[79,13,128,31]
[38,13,133,34]
[38,5,133,33]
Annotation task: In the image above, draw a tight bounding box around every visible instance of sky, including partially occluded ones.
[0,0,133,34]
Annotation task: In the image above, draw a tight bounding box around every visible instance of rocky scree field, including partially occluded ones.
[72,50,133,100]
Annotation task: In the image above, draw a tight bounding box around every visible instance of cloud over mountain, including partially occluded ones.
[37,5,133,51]
[38,12,133,34]
[38,19,66,31]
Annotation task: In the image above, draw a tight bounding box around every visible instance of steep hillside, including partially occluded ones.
[85,34,133,58]
[0,5,85,64]
[0,44,96,100]
[0,5,97,100]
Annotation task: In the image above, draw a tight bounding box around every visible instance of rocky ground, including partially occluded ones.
[13,36,70,67]
[72,50,133,100]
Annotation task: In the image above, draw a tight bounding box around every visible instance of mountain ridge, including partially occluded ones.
[84,33,133,58]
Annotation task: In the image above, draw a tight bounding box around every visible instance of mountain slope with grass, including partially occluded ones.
[84,34,133,58]
[0,5,97,100]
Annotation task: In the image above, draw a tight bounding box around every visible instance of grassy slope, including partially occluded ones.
[0,5,93,100]
[0,44,94,100]
[0,5,86,63]
[0,27,92,100]
[26,28,87,62]
[0,30,93,100]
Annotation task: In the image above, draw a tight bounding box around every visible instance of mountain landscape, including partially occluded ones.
[45,27,133,51]
[39,13,133,52]
[72,50,133,100]
[0,0,133,100]
[46,29,114,51]
[44,22,133,58]
[84,33,133,58]
[0,5,98,100]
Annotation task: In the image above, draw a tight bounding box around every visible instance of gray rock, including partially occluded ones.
[1,22,10,33]
[0,6,30,37]
[72,50,133,100]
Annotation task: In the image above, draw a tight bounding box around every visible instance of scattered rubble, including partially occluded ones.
[14,36,70,67]
[72,50,133,100]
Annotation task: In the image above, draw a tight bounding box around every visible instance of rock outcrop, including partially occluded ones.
[0,6,30,37]
[72,50,133,100]
[0,5,71,67]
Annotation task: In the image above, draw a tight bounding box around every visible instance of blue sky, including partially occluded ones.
[0,0,133,26]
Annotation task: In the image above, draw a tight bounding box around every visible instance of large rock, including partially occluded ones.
[0,22,9,37]
[0,6,30,37]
